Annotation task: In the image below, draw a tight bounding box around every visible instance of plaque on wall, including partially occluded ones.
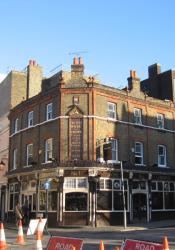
[70,118,83,160]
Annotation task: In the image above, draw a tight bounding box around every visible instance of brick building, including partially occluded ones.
[0,69,28,220]
[7,58,175,227]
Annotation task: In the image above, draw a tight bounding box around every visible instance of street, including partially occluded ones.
[3,226,175,249]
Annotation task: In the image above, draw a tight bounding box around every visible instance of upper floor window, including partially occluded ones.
[134,108,142,124]
[107,102,116,119]
[13,149,17,170]
[157,114,164,129]
[134,142,143,165]
[26,144,33,166]
[158,145,167,167]
[103,138,118,163]
[45,138,53,162]
[64,178,88,189]
[46,103,53,120]
[28,111,34,127]
[14,118,19,133]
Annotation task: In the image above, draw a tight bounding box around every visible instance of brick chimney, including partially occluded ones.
[148,63,161,78]
[71,57,84,79]
[127,70,140,91]
[26,60,42,99]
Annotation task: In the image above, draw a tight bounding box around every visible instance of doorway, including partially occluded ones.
[132,193,147,222]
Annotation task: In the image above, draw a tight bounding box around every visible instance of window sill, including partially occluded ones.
[64,210,88,213]
[158,165,169,168]
[10,168,16,171]
[107,117,116,121]
[23,165,33,168]
[42,161,52,165]
[134,164,146,167]
[107,160,120,164]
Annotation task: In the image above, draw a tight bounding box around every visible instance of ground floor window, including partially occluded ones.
[152,192,163,210]
[151,181,175,210]
[39,191,46,211]
[165,192,175,209]
[113,191,128,210]
[39,179,58,211]
[97,191,112,210]
[9,183,20,211]
[39,190,57,211]
[48,191,57,211]
[21,193,36,211]
[65,192,87,211]
[97,178,128,211]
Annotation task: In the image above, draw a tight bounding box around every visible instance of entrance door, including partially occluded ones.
[132,193,147,222]
[1,192,5,220]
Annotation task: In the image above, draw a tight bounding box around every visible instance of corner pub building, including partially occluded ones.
[7,58,175,227]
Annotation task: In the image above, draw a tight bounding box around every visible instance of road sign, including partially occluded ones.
[122,239,162,250]
[47,236,83,250]
[27,218,47,235]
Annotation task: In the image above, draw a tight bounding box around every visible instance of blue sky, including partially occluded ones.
[0,0,175,88]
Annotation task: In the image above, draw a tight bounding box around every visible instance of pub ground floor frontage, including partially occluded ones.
[6,164,175,227]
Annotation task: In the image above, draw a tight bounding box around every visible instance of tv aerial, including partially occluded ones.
[68,50,88,57]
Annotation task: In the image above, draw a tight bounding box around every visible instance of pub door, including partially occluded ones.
[132,193,147,222]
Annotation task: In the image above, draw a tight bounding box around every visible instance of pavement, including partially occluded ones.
[5,219,175,232]
[2,219,175,249]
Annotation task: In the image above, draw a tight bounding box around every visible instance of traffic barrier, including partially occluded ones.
[163,236,169,250]
[0,222,6,249]
[36,231,43,250]
[35,218,43,239]
[16,219,25,244]
[99,240,104,250]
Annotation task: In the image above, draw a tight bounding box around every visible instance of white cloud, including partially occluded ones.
[0,74,6,83]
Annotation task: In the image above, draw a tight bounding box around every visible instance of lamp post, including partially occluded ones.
[120,161,127,229]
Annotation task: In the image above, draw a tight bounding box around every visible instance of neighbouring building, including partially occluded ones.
[0,61,42,221]
[7,59,175,227]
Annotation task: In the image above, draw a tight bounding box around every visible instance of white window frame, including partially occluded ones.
[13,149,17,170]
[26,144,33,166]
[45,138,53,162]
[64,178,88,189]
[134,108,142,124]
[28,111,34,127]
[46,103,53,120]
[107,102,116,119]
[134,142,143,165]
[157,114,164,129]
[14,118,19,133]
[107,139,118,163]
[158,145,167,167]
[96,178,129,212]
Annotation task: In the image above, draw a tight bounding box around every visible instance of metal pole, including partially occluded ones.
[46,188,48,229]
[120,161,127,229]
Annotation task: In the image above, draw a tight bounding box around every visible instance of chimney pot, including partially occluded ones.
[73,57,79,65]
[79,57,83,65]
[130,70,137,78]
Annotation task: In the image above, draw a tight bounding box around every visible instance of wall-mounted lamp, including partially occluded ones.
[0,161,5,171]
[129,171,133,179]
[148,173,152,180]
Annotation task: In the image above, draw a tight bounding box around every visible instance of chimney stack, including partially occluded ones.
[127,70,140,91]
[71,57,84,79]
[148,63,161,78]
[26,59,42,99]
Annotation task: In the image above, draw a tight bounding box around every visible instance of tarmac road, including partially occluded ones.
[3,226,175,249]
